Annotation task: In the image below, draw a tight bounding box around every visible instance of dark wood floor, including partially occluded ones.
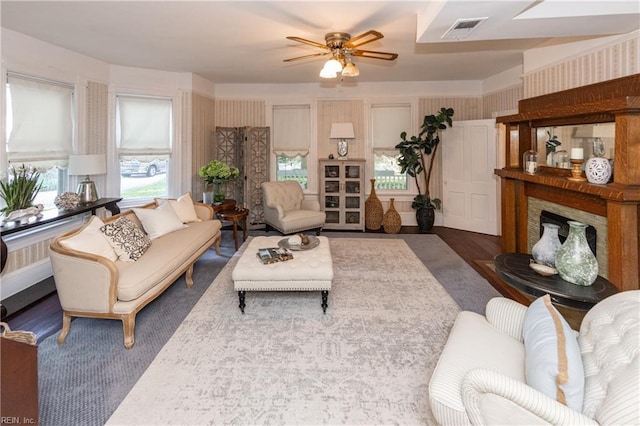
[5,226,509,343]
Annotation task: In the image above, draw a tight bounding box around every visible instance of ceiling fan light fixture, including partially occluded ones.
[341,62,360,77]
[319,66,337,79]
[324,58,343,73]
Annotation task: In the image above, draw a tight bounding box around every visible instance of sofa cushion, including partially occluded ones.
[523,294,584,412]
[281,210,325,231]
[100,216,151,262]
[428,310,526,425]
[133,201,187,239]
[59,216,118,262]
[155,192,201,223]
[116,220,221,301]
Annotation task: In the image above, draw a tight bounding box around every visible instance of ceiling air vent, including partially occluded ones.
[441,17,487,40]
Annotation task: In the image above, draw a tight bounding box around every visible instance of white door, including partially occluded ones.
[441,119,499,235]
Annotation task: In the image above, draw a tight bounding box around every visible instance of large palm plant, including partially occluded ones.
[395,107,454,209]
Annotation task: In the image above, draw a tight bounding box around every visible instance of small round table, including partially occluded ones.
[494,253,618,310]
[217,208,249,251]
[211,199,236,214]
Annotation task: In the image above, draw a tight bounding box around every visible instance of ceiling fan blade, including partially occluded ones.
[283,52,330,62]
[344,30,384,48]
[286,36,329,50]
[352,49,398,61]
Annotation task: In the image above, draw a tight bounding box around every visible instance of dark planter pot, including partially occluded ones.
[416,206,435,232]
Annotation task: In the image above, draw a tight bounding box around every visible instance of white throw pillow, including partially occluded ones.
[523,294,584,411]
[133,201,187,239]
[59,216,118,262]
[155,192,201,223]
[100,216,151,262]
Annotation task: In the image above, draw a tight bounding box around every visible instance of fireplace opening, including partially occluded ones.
[540,210,597,255]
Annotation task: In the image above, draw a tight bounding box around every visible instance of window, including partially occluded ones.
[116,95,172,200]
[371,104,412,191]
[272,105,310,189]
[5,73,74,210]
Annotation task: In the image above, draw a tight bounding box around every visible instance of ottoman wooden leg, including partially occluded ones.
[238,291,246,313]
[321,290,328,313]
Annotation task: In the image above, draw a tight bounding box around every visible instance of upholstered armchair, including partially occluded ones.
[429,290,639,425]
[261,180,325,235]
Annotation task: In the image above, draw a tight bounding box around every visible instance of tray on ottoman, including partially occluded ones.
[231,236,334,313]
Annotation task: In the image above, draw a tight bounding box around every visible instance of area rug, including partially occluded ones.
[106,238,460,425]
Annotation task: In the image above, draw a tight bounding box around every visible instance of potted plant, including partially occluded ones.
[395,107,454,232]
[0,164,42,216]
[198,160,240,204]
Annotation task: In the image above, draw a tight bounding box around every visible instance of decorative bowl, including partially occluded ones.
[54,192,81,211]
[529,261,558,276]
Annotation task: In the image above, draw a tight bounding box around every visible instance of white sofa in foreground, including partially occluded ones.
[429,290,639,425]
[49,196,222,349]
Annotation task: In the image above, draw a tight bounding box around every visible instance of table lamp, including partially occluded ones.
[68,154,106,203]
[330,123,355,160]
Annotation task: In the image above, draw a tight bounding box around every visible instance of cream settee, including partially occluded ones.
[428,291,639,425]
[49,197,221,349]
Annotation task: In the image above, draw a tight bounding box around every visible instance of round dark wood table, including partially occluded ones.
[217,208,249,251]
[494,253,618,310]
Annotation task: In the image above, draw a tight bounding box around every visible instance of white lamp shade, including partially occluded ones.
[341,62,360,77]
[593,124,615,138]
[319,67,337,79]
[574,124,615,138]
[324,59,343,73]
[330,123,355,139]
[68,154,106,176]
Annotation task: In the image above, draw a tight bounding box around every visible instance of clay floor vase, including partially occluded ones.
[555,220,598,286]
[365,179,383,230]
[383,198,402,234]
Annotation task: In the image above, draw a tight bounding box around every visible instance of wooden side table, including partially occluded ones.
[217,208,249,250]
[211,199,236,214]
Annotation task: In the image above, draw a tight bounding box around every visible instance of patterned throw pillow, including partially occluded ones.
[100,216,151,261]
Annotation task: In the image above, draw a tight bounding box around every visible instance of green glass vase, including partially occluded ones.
[555,221,598,286]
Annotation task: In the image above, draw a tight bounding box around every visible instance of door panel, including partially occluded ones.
[442,119,499,235]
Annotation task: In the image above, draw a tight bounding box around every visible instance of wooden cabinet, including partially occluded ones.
[319,159,365,231]
[1,336,39,424]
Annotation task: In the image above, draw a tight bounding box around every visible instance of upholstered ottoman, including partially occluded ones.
[232,236,333,313]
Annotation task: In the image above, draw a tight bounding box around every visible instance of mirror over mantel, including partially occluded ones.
[536,123,615,169]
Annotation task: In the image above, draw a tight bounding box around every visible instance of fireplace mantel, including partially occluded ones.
[496,75,640,291]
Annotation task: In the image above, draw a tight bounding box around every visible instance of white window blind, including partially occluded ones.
[117,95,172,160]
[6,73,74,166]
[372,104,412,155]
[272,105,311,158]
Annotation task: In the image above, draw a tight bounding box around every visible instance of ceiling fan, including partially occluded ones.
[284,30,398,78]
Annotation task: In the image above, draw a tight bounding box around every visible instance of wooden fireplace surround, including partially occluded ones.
[496,74,640,291]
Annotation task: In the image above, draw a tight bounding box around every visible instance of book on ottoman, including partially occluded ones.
[256,247,293,264]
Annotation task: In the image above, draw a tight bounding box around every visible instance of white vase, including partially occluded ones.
[531,223,562,267]
[585,157,612,184]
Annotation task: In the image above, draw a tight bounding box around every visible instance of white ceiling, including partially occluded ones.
[2,1,639,84]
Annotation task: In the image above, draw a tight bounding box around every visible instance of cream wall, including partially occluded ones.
[523,30,639,97]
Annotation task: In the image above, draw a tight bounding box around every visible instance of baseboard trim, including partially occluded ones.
[1,258,53,300]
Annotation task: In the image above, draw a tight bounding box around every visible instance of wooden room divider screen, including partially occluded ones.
[215,126,270,228]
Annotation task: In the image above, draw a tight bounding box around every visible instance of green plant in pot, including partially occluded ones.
[0,164,42,215]
[395,107,454,232]
[199,160,240,204]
